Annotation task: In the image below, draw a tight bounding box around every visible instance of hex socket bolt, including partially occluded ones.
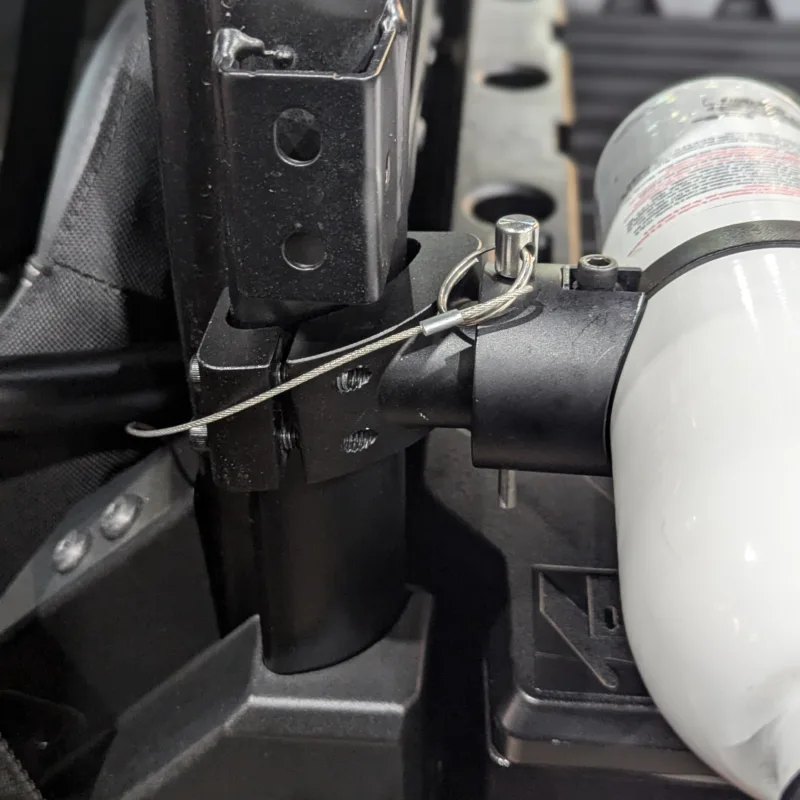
[576,254,619,291]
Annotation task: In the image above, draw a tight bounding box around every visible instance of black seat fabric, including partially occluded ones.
[0,0,173,591]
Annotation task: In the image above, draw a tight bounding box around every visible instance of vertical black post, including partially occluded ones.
[145,0,227,355]
[146,0,260,642]
[254,453,408,673]
[147,0,416,673]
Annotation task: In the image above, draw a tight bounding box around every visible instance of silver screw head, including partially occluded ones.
[99,495,142,541]
[53,529,91,574]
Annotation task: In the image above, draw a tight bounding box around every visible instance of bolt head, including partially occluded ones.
[99,494,142,541]
[576,254,619,291]
[53,529,91,574]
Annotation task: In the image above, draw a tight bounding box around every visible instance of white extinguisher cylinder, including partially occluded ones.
[597,77,800,800]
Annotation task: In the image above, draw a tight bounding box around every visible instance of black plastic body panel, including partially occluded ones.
[90,593,432,800]
[420,427,746,797]
[0,449,218,791]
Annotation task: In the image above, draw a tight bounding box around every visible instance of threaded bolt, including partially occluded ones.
[278,426,299,452]
[342,429,378,454]
[336,367,372,394]
[188,355,201,385]
[189,424,208,452]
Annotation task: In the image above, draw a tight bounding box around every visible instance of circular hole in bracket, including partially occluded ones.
[484,65,549,90]
[274,108,322,165]
[470,183,556,225]
[282,232,326,271]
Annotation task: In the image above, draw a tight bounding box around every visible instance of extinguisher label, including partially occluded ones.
[623,130,800,255]
[597,79,800,268]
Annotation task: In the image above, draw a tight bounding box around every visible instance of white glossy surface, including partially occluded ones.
[612,247,800,800]
[599,77,800,800]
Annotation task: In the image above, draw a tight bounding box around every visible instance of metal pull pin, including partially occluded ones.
[494,214,539,510]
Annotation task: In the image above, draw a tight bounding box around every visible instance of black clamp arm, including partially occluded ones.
[381,261,646,477]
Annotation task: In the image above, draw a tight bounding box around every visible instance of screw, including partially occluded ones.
[53,529,91,574]
[342,429,378,454]
[576,254,619,291]
[336,367,372,394]
[188,355,201,386]
[278,426,299,452]
[189,424,208,452]
[99,495,142,541]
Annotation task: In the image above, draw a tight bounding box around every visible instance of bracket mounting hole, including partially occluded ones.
[275,108,322,165]
[283,232,326,271]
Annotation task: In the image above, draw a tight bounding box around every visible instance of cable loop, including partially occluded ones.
[127,237,537,440]
[438,226,539,326]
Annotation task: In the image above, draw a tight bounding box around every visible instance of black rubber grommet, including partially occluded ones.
[781,771,800,800]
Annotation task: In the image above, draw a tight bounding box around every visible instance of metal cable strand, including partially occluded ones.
[436,247,495,315]
[460,248,536,325]
[127,243,537,440]
[126,327,420,439]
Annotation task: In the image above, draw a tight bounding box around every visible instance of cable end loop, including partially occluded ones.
[126,422,157,439]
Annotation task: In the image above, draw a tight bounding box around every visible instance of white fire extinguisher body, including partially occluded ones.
[597,77,800,800]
